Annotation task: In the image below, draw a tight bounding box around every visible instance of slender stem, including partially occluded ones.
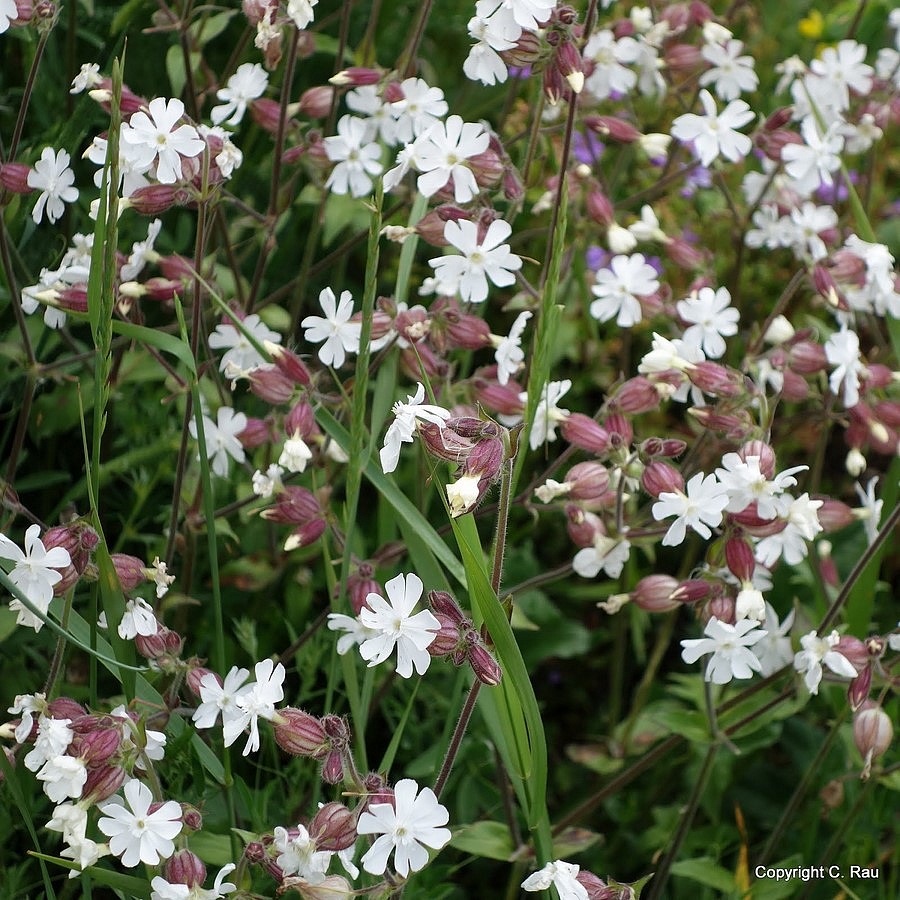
[644,744,718,900]
[42,589,76,698]
[433,680,482,798]
[540,98,577,289]
[7,32,49,162]
[704,679,740,754]
[745,268,806,357]
[0,218,36,367]
[396,0,433,78]
[818,501,900,632]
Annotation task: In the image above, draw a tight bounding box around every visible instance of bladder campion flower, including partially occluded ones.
[680,617,767,684]
[121,97,205,184]
[28,148,79,225]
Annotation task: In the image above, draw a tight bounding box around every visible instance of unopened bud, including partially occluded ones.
[283,518,327,550]
[329,67,382,87]
[261,486,320,524]
[126,184,187,215]
[565,462,611,501]
[633,575,681,612]
[310,802,357,851]
[561,413,610,453]
[165,850,207,887]
[853,702,892,779]
[468,643,502,685]
[110,553,147,591]
[297,85,334,118]
[82,764,126,803]
[848,666,872,711]
[585,115,641,143]
[248,365,295,404]
[641,460,684,497]
[725,537,755,582]
[0,163,33,194]
[273,708,328,758]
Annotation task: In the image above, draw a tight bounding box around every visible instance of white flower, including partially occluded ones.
[447,474,481,518]
[824,326,865,408]
[628,205,667,243]
[324,115,384,198]
[60,835,109,876]
[809,40,873,111]
[500,0,556,30]
[715,453,806,520]
[8,692,47,744]
[522,859,589,900]
[590,254,659,327]
[784,202,838,262]
[677,286,739,358]
[700,39,758,100]
[464,3,521,86]
[150,864,237,900]
[380,383,451,473]
[223,659,286,756]
[358,573,440,678]
[327,613,381,655]
[735,585,766,623]
[24,716,74,773]
[302,287,362,368]
[671,89,754,166]
[189,407,247,477]
[756,603,795,676]
[278,435,312,474]
[120,218,162,281]
[415,115,489,203]
[209,314,281,375]
[211,63,268,126]
[652,472,729,546]
[755,493,823,567]
[357,778,451,876]
[525,378,571,450]
[27,148,79,225]
[122,97,205,184]
[274,825,331,883]
[638,332,698,375]
[85,129,153,198]
[36,754,88,803]
[681,617,767,684]
[47,801,89,844]
[782,117,844,197]
[97,779,183,867]
[494,310,532,385]
[347,85,398,144]
[287,0,319,30]
[854,477,883,546]
[793,629,858,694]
[70,62,102,94]
[118,597,158,640]
[429,219,522,304]
[253,464,285,498]
[148,556,175,599]
[573,535,631,579]
[192,666,251,730]
[583,30,639,100]
[0,524,71,632]
[391,78,448,144]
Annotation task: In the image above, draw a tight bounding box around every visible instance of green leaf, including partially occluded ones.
[670,856,738,893]
[188,10,237,46]
[449,821,514,861]
[29,853,150,896]
[111,319,197,375]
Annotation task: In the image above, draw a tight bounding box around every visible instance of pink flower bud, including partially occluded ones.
[165,849,206,887]
[555,40,584,93]
[250,98,286,134]
[111,553,147,591]
[468,643,502,685]
[501,29,543,66]
[835,636,868,673]
[687,406,753,439]
[566,505,603,548]
[565,462,611,501]
[633,575,681,612]
[179,804,202,831]
[135,625,183,660]
[469,148,504,187]
[273,708,328,758]
[674,579,712,603]
[561,413,610,453]
[127,184,187,215]
[853,702,892,778]
[428,612,464,657]
[666,43,703,71]
[704,593,736,625]
[82,764,126,802]
[666,235,708,269]
[474,374,525,416]
[867,367,896,392]
[298,85,334,118]
[737,441,776,478]
[603,413,633,448]
[584,115,641,143]
[641,460,684,497]
[73,727,121,765]
[330,67,382,87]
[400,341,448,381]
[661,2,691,30]
[186,667,219,698]
[310,802,357,851]
[262,486,320,524]
[248,365,295,404]
[815,499,855,531]
[321,748,345,784]
[47,697,87,721]
[611,376,664,414]
[284,518,327,549]
[788,341,827,374]
[848,666,871,711]
[239,416,275,448]
[0,163,34,194]
[687,362,745,397]
[725,537,755,582]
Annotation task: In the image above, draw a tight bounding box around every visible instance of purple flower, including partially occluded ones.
[573,130,604,166]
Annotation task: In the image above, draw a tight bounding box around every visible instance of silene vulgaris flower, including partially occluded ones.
[681,616,768,684]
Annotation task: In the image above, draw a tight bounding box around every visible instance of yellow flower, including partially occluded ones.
[798,10,824,40]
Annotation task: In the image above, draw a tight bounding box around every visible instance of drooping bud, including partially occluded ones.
[834,636,868,673]
[468,643,502,685]
[248,365,295,404]
[584,115,641,143]
[164,850,207,887]
[848,666,872,711]
[561,413,610,453]
[0,163,34,194]
[297,85,334,118]
[261,486,320,524]
[641,460,684,497]
[110,553,147,591]
[309,802,357,851]
[82,764,127,802]
[853,702,892,779]
[329,67,382,87]
[264,342,312,386]
[283,518,327,550]
[632,575,681,612]
[725,537,755,582]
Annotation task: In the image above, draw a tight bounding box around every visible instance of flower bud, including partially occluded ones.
[632,575,681,612]
[248,365,295,404]
[566,505,603,548]
[468,643,502,685]
[848,666,872,711]
[82,764,126,802]
[273,708,328,758]
[473,374,525,417]
[165,850,207,887]
[135,625,183,660]
[284,518,327,550]
[555,40,584,94]
[321,749,344,784]
[126,185,188,215]
[586,189,614,226]
[725,537,755,582]
[111,553,147,591]
[853,702,892,779]
[687,361,745,397]
[298,85,334,118]
[47,697,87,721]
[73,726,121,765]
[310,802,357,851]
[603,413,633,448]
[330,67,382,87]
[469,148,504,187]
[186,667,220,698]
[262,486,320,524]
[565,462,611,502]
[561,413,610,453]
[787,340,827,374]
[0,163,33,194]
[815,499,855,531]
[835,636,868,673]
[703,593,736,625]
[584,115,641,143]
[641,460,684,497]
[611,377,663,414]
[666,235,707,269]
